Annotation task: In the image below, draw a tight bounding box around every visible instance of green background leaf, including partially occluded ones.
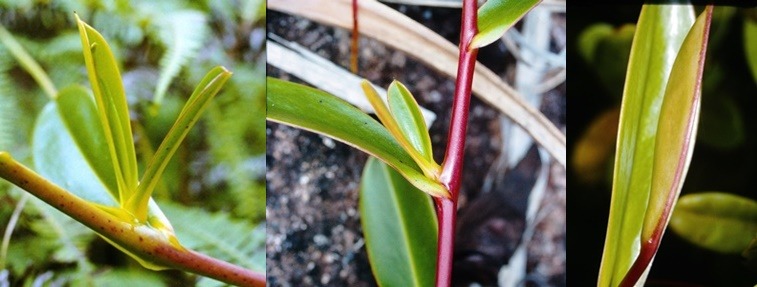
[359,157,437,287]
[266,77,448,198]
[670,192,757,254]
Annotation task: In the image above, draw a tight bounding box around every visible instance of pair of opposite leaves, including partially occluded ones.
[34,15,231,269]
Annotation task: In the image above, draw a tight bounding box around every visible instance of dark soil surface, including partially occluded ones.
[266,5,565,287]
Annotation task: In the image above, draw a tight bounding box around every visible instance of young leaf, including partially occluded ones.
[598,5,697,287]
[601,6,713,287]
[470,0,540,49]
[130,66,232,220]
[76,14,138,202]
[670,192,757,254]
[361,81,439,178]
[386,81,436,169]
[267,77,449,198]
[359,157,437,287]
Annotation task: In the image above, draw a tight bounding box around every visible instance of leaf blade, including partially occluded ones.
[75,15,138,201]
[267,77,449,198]
[359,157,437,287]
[470,0,540,49]
[386,81,436,169]
[131,66,232,220]
[670,192,757,254]
[598,5,696,287]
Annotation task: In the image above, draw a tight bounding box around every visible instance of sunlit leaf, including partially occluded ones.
[598,4,699,287]
[470,0,540,49]
[267,77,449,198]
[670,192,757,254]
[76,15,138,202]
[130,66,232,220]
[359,157,437,287]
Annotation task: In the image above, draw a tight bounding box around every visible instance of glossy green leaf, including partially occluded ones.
[598,5,697,287]
[670,192,757,254]
[361,81,439,178]
[359,157,437,287]
[470,0,540,49]
[745,15,757,84]
[130,66,232,220]
[76,14,138,201]
[267,77,449,198]
[387,81,436,167]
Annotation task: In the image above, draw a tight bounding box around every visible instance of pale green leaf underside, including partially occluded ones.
[471,0,540,49]
[266,77,449,198]
[670,192,757,254]
[359,157,437,287]
[599,5,695,287]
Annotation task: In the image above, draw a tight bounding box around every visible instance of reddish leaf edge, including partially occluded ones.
[619,6,713,287]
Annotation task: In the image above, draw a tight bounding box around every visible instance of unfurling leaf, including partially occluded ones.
[76,14,138,203]
[361,80,439,178]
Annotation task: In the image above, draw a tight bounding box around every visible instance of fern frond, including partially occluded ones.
[151,10,208,109]
[0,46,19,152]
[27,198,94,271]
[157,201,265,272]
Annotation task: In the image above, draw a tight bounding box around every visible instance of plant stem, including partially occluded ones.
[435,0,478,286]
[0,152,265,287]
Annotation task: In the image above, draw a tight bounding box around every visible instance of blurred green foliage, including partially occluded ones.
[0,0,265,285]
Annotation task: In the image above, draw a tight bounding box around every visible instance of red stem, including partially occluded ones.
[350,0,359,73]
[435,0,478,286]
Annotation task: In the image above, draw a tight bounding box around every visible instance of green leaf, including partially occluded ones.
[386,81,436,168]
[361,81,439,178]
[670,192,757,254]
[152,10,208,111]
[359,157,437,287]
[745,15,757,84]
[130,66,231,220]
[56,86,119,199]
[267,77,449,198]
[598,5,698,287]
[76,14,138,202]
[470,0,540,49]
